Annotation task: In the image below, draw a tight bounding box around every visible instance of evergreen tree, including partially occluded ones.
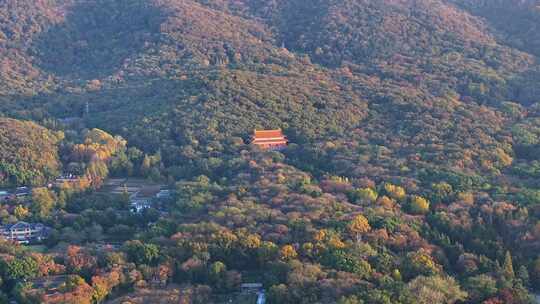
[503,251,515,280]
[517,265,530,287]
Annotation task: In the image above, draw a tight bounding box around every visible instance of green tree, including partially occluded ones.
[2,256,39,282]
[209,261,226,280]
[431,182,453,204]
[140,155,152,177]
[337,295,363,304]
[517,265,530,287]
[352,188,378,204]
[323,250,372,279]
[403,249,440,278]
[0,118,61,187]
[533,257,540,289]
[257,241,279,265]
[209,261,229,291]
[109,152,133,176]
[86,160,109,184]
[503,251,515,280]
[60,275,86,292]
[407,275,467,304]
[124,240,160,265]
[464,274,498,302]
[30,187,57,219]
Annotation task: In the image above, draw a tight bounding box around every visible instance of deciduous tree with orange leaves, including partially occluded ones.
[280,245,298,261]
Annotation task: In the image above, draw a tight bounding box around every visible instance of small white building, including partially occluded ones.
[54,174,82,187]
[130,192,153,213]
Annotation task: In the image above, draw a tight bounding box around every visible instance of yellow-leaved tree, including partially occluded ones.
[385,183,406,200]
[409,195,430,215]
[280,245,298,261]
[348,214,371,242]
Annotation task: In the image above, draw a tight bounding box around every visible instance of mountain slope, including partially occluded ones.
[1,0,538,181]
[1,1,540,303]
[0,117,62,186]
[450,0,540,56]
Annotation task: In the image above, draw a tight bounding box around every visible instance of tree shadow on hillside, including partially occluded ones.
[31,0,166,80]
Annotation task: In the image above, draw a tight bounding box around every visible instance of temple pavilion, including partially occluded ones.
[251,129,288,150]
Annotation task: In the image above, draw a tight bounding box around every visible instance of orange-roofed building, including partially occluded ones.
[251,129,288,150]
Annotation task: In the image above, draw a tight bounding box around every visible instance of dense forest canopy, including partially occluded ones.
[0,118,62,187]
[0,0,540,303]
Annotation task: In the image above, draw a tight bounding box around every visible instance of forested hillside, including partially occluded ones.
[0,118,62,187]
[450,0,540,55]
[0,0,540,303]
